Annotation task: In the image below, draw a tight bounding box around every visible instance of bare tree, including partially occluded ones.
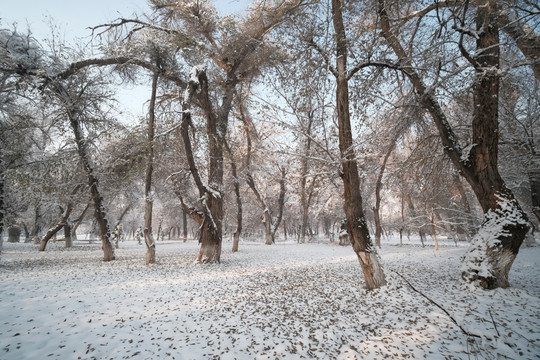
[378,0,530,288]
[330,0,386,289]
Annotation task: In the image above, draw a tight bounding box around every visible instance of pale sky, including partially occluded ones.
[1,0,250,43]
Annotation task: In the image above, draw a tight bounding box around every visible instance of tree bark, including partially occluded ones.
[144,72,158,265]
[332,0,386,290]
[378,0,529,289]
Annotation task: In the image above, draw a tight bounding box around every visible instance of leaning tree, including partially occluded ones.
[377,0,535,289]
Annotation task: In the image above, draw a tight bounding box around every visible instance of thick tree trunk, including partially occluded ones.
[144,73,158,265]
[332,0,385,290]
[180,66,231,263]
[379,0,529,288]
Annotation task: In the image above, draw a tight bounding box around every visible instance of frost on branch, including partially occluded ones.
[0,28,42,73]
[461,193,529,289]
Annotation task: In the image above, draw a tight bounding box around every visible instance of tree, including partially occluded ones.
[378,0,530,288]
[319,0,387,289]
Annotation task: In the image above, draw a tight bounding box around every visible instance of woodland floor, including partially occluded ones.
[0,236,539,359]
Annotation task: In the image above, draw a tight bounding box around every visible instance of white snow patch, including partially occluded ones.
[0,237,538,359]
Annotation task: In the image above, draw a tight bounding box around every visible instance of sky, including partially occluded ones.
[1,1,251,42]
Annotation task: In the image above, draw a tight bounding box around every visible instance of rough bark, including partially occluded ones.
[378,0,529,289]
[332,0,386,290]
[144,72,158,265]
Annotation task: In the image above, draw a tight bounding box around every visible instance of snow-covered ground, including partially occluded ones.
[1,237,539,359]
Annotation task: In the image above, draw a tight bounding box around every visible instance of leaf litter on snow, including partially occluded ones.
[0,238,539,359]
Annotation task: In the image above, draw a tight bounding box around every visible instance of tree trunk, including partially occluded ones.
[180,66,231,263]
[39,205,73,251]
[67,104,114,261]
[8,226,21,243]
[114,204,131,249]
[378,0,529,289]
[232,163,242,252]
[71,203,90,242]
[430,212,439,251]
[373,137,397,248]
[528,154,540,224]
[144,72,158,265]
[64,222,73,248]
[182,210,188,242]
[332,0,385,290]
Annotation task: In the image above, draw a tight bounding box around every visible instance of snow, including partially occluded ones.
[1,237,539,359]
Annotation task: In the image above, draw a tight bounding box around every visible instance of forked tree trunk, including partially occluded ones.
[39,205,73,251]
[179,66,232,263]
[66,103,114,261]
[379,0,529,289]
[332,0,386,290]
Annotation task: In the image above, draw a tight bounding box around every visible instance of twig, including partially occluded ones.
[488,309,500,336]
[393,270,481,338]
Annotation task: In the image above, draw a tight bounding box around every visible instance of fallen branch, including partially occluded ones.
[393,270,481,338]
